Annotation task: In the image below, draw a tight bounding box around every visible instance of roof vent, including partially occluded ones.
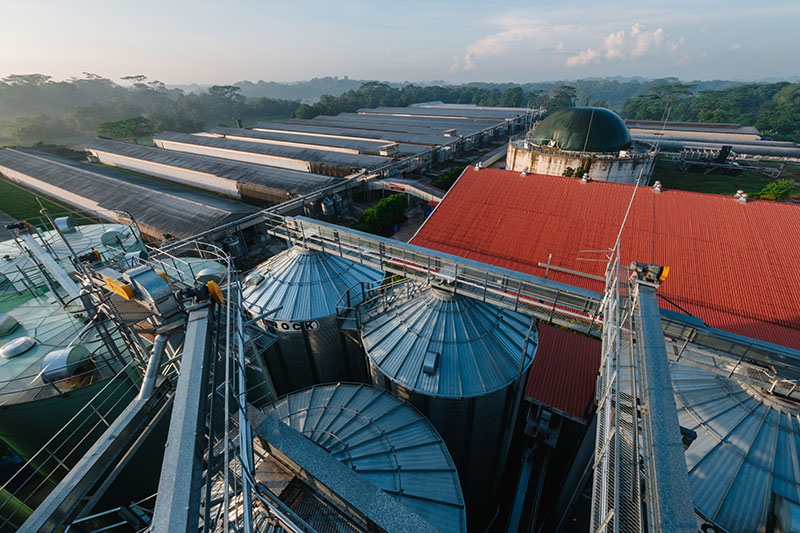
[54,216,76,234]
[42,345,90,383]
[0,313,20,336]
[422,350,440,375]
[379,143,399,156]
[653,180,662,193]
[1,336,36,358]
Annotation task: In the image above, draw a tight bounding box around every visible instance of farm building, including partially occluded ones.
[84,139,339,205]
[0,148,255,240]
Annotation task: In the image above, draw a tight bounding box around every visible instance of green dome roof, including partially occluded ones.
[529,107,631,152]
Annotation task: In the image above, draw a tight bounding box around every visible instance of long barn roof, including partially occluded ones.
[412,167,800,349]
[154,132,390,171]
[208,127,429,156]
[84,139,339,196]
[0,148,255,238]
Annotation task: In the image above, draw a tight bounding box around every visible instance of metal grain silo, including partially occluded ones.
[671,363,800,533]
[243,246,383,395]
[265,383,467,532]
[358,282,537,518]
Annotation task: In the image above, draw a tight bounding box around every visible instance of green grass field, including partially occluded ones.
[0,177,90,222]
[653,158,800,198]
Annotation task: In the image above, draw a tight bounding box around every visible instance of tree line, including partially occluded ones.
[622,82,800,140]
[0,73,299,145]
[1,73,798,145]
[292,82,579,119]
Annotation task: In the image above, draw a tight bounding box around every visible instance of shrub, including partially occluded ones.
[350,193,408,234]
[432,165,466,191]
[756,179,794,201]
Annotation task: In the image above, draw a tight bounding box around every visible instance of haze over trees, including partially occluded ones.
[0,73,299,145]
[0,73,798,146]
[622,82,800,139]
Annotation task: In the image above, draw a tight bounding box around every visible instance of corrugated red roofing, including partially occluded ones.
[525,323,601,420]
[411,167,800,418]
[412,167,800,350]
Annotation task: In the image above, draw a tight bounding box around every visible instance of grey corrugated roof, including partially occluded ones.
[310,113,496,136]
[358,106,529,121]
[290,116,469,137]
[360,283,537,398]
[242,247,384,322]
[0,149,254,238]
[154,132,389,171]
[266,383,467,533]
[625,120,760,135]
[265,121,451,146]
[672,364,800,533]
[84,139,338,196]
[209,127,429,156]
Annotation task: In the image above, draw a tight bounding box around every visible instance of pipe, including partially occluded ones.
[137,334,168,400]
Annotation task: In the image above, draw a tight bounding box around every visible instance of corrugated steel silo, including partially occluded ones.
[265,383,467,532]
[672,364,800,533]
[243,246,383,395]
[358,282,537,518]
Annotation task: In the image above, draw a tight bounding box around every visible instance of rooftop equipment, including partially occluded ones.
[243,247,384,395]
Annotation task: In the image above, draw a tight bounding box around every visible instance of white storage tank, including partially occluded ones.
[243,246,383,395]
[265,383,467,532]
[358,282,537,521]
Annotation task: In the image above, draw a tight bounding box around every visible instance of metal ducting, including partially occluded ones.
[265,383,467,532]
[672,363,800,533]
[358,283,537,516]
[243,246,383,395]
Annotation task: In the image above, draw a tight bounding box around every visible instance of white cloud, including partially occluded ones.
[448,13,579,73]
[603,30,626,59]
[566,48,601,67]
[669,37,685,52]
[450,20,542,72]
[566,22,682,67]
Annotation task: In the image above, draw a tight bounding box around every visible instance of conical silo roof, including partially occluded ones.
[360,284,537,398]
[243,246,384,322]
[671,363,800,533]
[265,383,467,533]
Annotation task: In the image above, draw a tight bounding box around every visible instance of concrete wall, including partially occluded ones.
[506,143,655,185]
[87,150,242,198]
[153,139,311,172]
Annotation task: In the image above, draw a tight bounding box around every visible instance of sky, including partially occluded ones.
[2,0,799,85]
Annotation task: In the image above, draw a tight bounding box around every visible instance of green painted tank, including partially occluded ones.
[529,107,631,152]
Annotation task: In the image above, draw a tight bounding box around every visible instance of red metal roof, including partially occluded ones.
[525,323,601,420]
[412,167,800,350]
[411,167,800,418]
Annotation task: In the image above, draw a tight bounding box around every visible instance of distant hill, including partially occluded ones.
[169,77,752,109]
[170,77,405,103]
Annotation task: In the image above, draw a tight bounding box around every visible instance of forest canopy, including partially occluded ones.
[1,73,798,146]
